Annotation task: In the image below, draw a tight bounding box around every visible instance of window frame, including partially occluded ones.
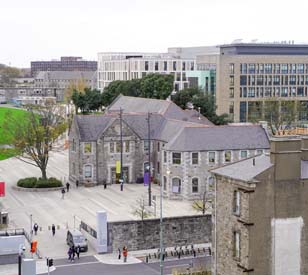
[83,142,92,154]
[233,231,241,260]
[172,152,181,165]
[224,150,232,163]
[163,151,167,163]
[172,177,181,193]
[191,152,199,165]
[239,150,248,159]
[208,151,216,165]
[192,177,199,193]
[233,190,241,216]
[84,164,93,179]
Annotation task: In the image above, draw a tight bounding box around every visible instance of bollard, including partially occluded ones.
[145,255,148,263]
[193,249,196,258]
[171,251,173,256]
[208,247,212,255]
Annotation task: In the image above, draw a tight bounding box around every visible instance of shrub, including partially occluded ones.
[17,177,37,188]
[17,177,62,188]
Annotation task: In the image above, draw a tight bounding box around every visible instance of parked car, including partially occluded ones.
[66,229,88,252]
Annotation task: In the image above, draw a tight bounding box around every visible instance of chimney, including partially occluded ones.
[270,137,302,181]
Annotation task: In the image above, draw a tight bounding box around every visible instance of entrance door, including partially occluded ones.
[111,167,129,184]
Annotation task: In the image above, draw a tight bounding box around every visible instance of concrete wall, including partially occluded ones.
[0,235,25,255]
[107,215,211,252]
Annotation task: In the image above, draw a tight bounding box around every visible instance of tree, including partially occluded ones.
[2,104,67,179]
[131,197,153,220]
[64,78,88,103]
[192,191,212,215]
[72,88,103,114]
[0,65,21,86]
[172,87,229,125]
[102,74,174,106]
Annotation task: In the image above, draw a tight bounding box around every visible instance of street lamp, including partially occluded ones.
[30,214,33,241]
[119,108,124,191]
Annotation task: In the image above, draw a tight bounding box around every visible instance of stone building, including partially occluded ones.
[211,137,308,275]
[69,95,269,200]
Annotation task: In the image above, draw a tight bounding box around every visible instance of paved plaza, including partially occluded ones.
[0,149,199,258]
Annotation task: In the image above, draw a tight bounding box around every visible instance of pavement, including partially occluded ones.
[0,149,204,259]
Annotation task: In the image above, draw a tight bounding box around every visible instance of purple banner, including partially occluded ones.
[144,172,149,186]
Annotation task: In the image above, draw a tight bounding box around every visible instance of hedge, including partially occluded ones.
[17,177,62,188]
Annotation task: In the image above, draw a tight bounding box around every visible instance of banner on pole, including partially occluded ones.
[0,182,5,197]
[144,172,149,186]
[116,161,121,174]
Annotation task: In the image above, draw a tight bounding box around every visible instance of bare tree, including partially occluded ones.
[192,191,212,215]
[2,103,67,179]
[131,197,153,220]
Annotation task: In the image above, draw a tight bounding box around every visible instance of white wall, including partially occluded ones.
[272,217,303,275]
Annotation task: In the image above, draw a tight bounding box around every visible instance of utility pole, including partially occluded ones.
[147,112,151,206]
[120,108,124,191]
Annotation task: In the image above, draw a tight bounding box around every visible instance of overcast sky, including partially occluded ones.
[1,0,308,68]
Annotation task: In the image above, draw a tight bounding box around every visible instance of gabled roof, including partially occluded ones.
[165,125,270,151]
[211,154,273,182]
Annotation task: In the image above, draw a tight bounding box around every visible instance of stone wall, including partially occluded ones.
[107,215,211,252]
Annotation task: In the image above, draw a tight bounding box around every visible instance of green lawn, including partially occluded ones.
[0,107,28,160]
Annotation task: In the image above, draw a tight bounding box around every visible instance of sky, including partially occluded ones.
[1,0,308,68]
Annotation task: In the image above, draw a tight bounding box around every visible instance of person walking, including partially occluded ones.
[71,245,75,262]
[123,246,128,263]
[75,245,80,260]
[68,247,72,262]
[51,224,56,236]
[66,182,70,192]
[118,248,121,260]
[61,188,65,199]
[76,180,79,189]
[33,223,39,235]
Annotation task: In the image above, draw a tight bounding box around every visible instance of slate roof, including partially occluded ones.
[211,154,273,182]
[74,96,270,151]
[165,125,270,151]
[107,95,213,126]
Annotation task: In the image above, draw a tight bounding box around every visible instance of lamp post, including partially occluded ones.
[147,112,152,206]
[119,108,124,191]
[30,214,33,241]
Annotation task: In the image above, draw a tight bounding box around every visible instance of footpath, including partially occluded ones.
[0,243,211,275]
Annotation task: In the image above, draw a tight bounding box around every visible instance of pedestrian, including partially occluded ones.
[118,248,121,260]
[33,223,39,235]
[123,246,128,263]
[51,224,56,236]
[75,245,81,259]
[104,182,107,189]
[66,182,70,192]
[61,188,65,199]
[71,245,75,262]
[68,247,72,262]
[76,180,79,189]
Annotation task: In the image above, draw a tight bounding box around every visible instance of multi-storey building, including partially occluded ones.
[68,95,269,200]
[199,43,308,123]
[97,52,198,92]
[211,137,308,275]
[31,56,97,77]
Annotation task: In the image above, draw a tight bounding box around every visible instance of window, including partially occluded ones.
[224,151,232,162]
[163,61,168,71]
[240,75,247,86]
[240,63,247,74]
[240,150,248,159]
[145,61,149,71]
[229,63,234,74]
[229,102,234,114]
[233,231,241,260]
[233,190,241,215]
[173,61,177,71]
[182,62,186,71]
[157,162,160,174]
[208,152,216,164]
[163,176,167,191]
[229,88,234,98]
[154,61,159,71]
[192,152,199,165]
[281,64,288,74]
[84,143,92,154]
[110,142,114,153]
[144,140,150,151]
[172,152,181,164]
[229,76,234,86]
[84,165,92,178]
[207,176,215,192]
[265,63,272,74]
[172,178,181,193]
[72,139,76,152]
[124,141,130,153]
[248,64,255,74]
[116,141,121,153]
[163,151,167,163]
[192,178,199,193]
[157,142,160,152]
[298,64,304,74]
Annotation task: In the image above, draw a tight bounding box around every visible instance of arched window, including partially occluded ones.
[84,164,92,179]
[192,178,199,193]
[163,176,167,191]
[172,178,181,193]
[207,176,215,192]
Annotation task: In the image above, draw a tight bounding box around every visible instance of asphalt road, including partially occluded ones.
[41,256,211,275]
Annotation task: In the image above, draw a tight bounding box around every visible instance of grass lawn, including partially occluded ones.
[0,107,28,159]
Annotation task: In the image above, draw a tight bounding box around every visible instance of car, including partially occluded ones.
[66,229,88,252]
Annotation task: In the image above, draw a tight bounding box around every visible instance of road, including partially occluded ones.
[41,255,211,275]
